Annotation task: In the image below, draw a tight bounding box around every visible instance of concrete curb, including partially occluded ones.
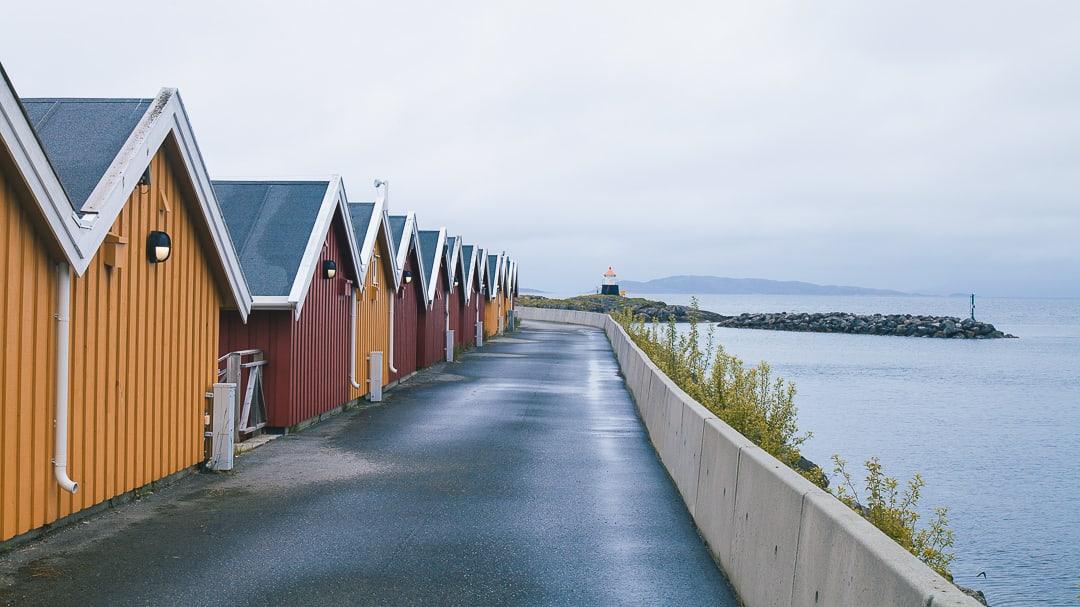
[517,307,980,607]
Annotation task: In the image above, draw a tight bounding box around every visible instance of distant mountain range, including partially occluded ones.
[619,275,912,296]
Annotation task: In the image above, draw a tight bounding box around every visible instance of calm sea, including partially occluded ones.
[554,293,1080,606]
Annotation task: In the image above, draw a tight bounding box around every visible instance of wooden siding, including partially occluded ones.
[220,213,356,428]
[417,267,448,369]
[349,234,394,400]
[1,144,226,541]
[390,247,423,382]
[286,216,355,426]
[483,290,501,338]
[218,309,293,426]
[449,281,469,349]
[475,281,486,339]
[459,271,480,347]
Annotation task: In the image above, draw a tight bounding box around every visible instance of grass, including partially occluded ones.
[612,299,956,580]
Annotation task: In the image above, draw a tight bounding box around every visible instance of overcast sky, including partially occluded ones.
[3,2,1078,296]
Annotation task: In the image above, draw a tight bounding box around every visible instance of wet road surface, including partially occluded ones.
[0,320,737,606]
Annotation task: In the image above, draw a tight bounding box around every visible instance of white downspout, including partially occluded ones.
[388,291,399,374]
[54,263,78,494]
[349,287,361,390]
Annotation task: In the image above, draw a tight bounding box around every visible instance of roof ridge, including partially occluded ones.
[21,97,153,103]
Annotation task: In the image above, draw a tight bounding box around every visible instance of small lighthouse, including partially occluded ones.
[600,266,620,296]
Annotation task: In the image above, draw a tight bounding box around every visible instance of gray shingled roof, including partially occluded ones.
[347,202,375,248]
[445,236,458,278]
[418,230,442,287]
[488,255,500,288]
[213,180,330,297]
[388,215,408,256]
[21,98,151,210]
[461,245,476,281]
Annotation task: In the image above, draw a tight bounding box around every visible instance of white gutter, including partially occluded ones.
[349,288,362,390]
[53,263,78,494]
[388,293,398,374]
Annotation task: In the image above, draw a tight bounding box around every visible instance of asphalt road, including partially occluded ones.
[0,320,737,606]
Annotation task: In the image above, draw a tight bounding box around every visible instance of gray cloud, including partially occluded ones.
[4,1,1077,295]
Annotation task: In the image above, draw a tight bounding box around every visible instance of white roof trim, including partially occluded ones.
[486,250,503,300]
[379,208,402,289]
[34,88,253,320]
[459,243,476,301]
[475,247,489,296]
[423,228,446,308]
[287,176,363,320]
[353,196,401,291]
[251,295,293,309]
[445,236,462,295]
[394,212,429,302]
[0,68,89,266]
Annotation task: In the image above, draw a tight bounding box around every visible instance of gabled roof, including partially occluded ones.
[12,83,250,319]
[388,214,408,257]
[346,197,400,290]
[444,235,458,285]
[389,212,429,301]
[0,64,82,267]
[444,236,464,295]
[417,228,446,307]
[459,244,480,300]
[213,177,361,318]
[460,244,475,286]
[486,253,503,300]
[21,98,151,210]
[475,247,490,295]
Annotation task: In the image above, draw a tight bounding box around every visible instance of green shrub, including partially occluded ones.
[612,301,819,485]
[613,299,955,579]
[832,456,956,580]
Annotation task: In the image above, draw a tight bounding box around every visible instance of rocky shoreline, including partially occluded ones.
[517,295,1016,339]
[713,312,1016,339]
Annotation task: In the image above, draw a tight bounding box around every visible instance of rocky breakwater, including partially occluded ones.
[714,312,1016,339]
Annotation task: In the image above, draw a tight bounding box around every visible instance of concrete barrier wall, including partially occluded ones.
[516,307,979,607]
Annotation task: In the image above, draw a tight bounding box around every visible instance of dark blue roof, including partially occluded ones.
[418,230,442,287]
[213,180,330,297]
[21,98,151,210]
[347,202,375,249]
[488,254,500,287]
[388,215,408,255]
[461,245,476,279]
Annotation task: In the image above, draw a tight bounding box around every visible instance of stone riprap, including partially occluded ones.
[517,294,726,322]
[713,312,1015,339]
[518,295,1015,339]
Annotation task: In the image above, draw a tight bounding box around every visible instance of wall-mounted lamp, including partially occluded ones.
[322,259,337,279]
[403,270,413,284]
[147,231,171,263]
[453,279,459,288]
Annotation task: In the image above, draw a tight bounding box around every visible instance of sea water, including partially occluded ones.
[614,293,1079,606]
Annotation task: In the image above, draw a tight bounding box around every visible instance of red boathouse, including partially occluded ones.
[417,228,448,368]
[215,178,363,429]
[387,212,428,383]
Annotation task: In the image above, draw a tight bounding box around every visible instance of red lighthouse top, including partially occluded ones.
[604,266,616,277]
